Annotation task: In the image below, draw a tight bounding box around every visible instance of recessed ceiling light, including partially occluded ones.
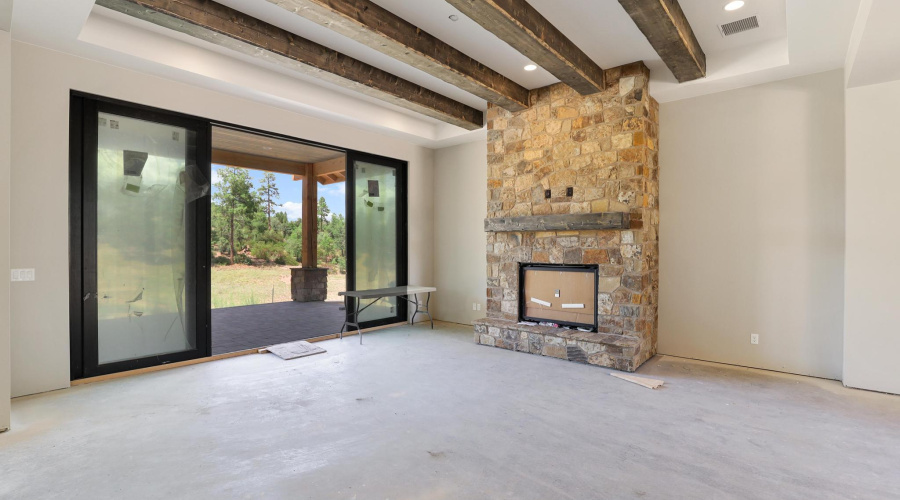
[724,1,744,11]
[524,64,537,71]
[448,14,459,21]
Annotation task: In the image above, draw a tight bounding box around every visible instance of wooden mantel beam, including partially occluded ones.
[265,0,530,112]
[445,0,605,94]
[617,0,706,82]
[96,0,484,130]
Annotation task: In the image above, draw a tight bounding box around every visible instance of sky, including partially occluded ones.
[211,165,346,220]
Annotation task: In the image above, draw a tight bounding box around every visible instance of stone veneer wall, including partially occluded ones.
[484,62,660,368]
[291,267,328,302]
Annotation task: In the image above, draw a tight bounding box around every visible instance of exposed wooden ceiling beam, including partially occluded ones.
[617,0,706,82]
[97,0,484,130]
[266,0,529,112]
[445,0,605,94]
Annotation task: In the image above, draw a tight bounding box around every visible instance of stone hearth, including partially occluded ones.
[474,62,660,372]
[474,318,644,372]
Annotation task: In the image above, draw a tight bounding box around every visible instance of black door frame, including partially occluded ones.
[345,151,410,329]
[69,92,410,379]
[69,92,212,379]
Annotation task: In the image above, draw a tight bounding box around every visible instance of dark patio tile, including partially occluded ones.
[211,300,346,355]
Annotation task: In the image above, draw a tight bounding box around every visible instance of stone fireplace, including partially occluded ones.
[473,62,659,372]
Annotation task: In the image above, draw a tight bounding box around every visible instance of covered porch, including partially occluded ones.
[211,127,347,354]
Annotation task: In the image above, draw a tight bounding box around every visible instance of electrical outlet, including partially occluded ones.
[11,269,35,282]
[477,303,481,311]
[750,334,759,345]
[472,302,477,311]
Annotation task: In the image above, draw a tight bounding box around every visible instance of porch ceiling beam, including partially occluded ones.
[96,0,484,130]
[313,156,346,177]
[617,0,706,82]
[212,150,309,176]
[266,0,530,112]
[445,0,605,94]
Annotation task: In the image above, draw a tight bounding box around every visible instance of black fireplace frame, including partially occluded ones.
[518,263,600,332]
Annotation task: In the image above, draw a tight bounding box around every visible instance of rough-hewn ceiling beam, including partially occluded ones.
[445,0,605,94]
[96,0,484,130]
[265,0,529,112]
[617,0,706,82]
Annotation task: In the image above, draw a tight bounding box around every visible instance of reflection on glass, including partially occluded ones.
[354,161,398,322]
[96,113,195,364]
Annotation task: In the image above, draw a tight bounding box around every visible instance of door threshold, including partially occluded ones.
[70,321,407,387]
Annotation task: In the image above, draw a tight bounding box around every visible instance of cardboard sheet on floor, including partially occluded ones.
[610,372,665,389]
[523,269,596,324]
[266,340,326,360]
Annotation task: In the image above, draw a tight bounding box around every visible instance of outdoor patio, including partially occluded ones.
[211,300,346,355]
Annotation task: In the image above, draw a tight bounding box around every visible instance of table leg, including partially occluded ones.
[426,292,433,329]
[356,297,363,345]
[340,295,347,340]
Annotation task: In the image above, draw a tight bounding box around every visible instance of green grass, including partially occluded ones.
[211,264,346,309]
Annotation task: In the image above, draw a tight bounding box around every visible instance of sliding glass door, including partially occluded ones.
[71,95,210,378]
[346,152,408,328]
[69,94,409,378]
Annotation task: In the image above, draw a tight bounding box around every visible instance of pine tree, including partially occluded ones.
[212,167,257,263]
[257,172,280,230]
[317,196,331,228]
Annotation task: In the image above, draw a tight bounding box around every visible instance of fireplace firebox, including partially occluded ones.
[518,263,599,332]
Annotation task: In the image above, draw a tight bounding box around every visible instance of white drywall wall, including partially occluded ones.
[843,79,900,395]
[10,42,434,397]
[0,30,12,431]
[658,70,846,379]
[433,139,488,325]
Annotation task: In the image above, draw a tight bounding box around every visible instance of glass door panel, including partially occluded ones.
[95,113,196,363]
[348,153,407,327]
[354,161,398,322]
[72,95,210,379]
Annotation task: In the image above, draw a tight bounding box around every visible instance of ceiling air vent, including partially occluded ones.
[719,16,759,37]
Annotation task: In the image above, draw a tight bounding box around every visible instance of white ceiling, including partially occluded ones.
[9,0,864,146]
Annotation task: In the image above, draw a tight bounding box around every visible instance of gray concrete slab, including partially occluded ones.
[3,322,900,499]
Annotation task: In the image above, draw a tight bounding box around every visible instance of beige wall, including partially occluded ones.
[433,139,488,325]
[843,79,900,395]
[658,70,846,379]
[0,30,11,431]
[10,42,435,397]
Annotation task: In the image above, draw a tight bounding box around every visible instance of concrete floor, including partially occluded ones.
[3,323,900,499]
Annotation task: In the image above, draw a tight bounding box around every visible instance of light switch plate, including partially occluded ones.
[11,269,35,282]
